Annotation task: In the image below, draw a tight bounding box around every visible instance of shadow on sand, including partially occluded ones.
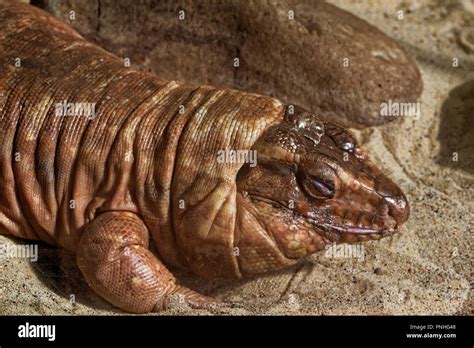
[436,80,474,174]
[29,241,119,313]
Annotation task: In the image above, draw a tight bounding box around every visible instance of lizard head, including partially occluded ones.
[236,105,409,261]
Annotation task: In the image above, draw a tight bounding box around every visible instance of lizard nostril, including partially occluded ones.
[383,194,410,227]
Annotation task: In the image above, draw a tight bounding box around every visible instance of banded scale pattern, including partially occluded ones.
[0,1,283,265]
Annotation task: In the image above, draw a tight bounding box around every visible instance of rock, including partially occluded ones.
[32,0,423,128]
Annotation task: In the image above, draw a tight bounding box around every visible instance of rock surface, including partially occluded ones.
[32,0,423,128]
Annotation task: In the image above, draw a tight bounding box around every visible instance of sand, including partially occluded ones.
[0,0,472,315]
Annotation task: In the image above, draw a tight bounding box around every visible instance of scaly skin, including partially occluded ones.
[0,2,409,313]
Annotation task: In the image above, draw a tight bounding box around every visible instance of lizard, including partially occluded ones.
[0,1,409,313]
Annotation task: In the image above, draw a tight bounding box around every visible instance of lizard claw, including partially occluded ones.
[155,286,234,313]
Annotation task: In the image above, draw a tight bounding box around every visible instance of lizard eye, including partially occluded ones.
[298,171,335,200]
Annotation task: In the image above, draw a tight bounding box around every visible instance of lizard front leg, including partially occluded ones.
[76,211,220,313]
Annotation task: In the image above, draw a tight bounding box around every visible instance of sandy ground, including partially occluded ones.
[0,0,472,315]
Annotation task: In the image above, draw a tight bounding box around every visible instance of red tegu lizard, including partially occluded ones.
[0,1,409,313]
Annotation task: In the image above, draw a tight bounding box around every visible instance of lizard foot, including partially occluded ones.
[77,211,201,313]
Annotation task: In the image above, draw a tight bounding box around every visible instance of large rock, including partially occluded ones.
[32,0,423,128]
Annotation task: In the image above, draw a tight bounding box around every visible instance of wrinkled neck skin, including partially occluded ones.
[153,89,285,279]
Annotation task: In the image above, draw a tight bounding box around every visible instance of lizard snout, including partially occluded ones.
[382,193,410,228]
[372,169,410,229]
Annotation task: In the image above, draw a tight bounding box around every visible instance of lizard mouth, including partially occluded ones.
[247,194,396,243]
[321,224,380,234]
[320,223,395,235]
[306,218,397,243]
